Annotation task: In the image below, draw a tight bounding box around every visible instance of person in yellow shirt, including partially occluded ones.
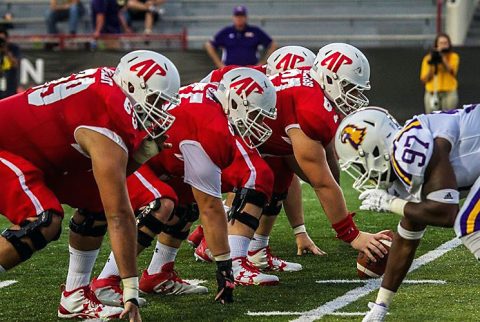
[420,33,459,113]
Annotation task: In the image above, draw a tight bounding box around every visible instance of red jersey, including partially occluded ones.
[0,67,145,177]
[147,86,237,186]
[259,68,340,156]
[202,65,266,83]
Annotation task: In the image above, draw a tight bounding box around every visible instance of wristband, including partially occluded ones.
[332,213,360,243]
[293,224,306,235]
[390,198,408,216]
[122,276,139,304]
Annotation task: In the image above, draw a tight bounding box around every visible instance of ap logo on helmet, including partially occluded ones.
[230,77,264,96]
[130,59,167,82]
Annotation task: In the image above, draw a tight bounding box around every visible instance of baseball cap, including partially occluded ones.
[233,5,247,16]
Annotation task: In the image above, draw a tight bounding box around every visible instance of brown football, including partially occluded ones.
[357,230,394,279]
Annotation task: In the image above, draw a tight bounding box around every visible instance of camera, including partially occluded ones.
[428,49,442,65]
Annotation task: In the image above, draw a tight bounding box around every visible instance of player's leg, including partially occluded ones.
[91,166,177,306]
[0,151,64,272]
[59,207,123,319]
[456,175,480,259]
[139,206,208,295]
[248,157,302,272]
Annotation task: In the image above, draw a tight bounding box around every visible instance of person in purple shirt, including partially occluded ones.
[91,0,129,38]
[205,5,277,68]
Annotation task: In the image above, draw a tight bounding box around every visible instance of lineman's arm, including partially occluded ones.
[288,127,390,260]
[403,138,458,227]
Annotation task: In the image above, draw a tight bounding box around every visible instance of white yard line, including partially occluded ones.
[0,280,17,289]
[291,238,461,322]
[183,279,207,286]
[315,279,446,284]
[246,238,461,321]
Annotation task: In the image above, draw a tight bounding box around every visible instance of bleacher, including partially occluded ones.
[0,0,441,49]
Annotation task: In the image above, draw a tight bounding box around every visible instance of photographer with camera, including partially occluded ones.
[0,28,20,99]
[420,32,459,113]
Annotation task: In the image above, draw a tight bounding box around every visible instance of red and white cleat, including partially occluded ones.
[232,257,279,286]
[58,285,123,319]
[139,262,208,295]
[194,237,213,263]
[90,276,146,307]
[248,246,303,272]
[187,225,204,248]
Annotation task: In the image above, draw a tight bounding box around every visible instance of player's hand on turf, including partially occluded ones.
[362,302,388,322]
[296,232,327,256]
[120,300,142,322]
[350,231,392,262]
[359,189,395,213]
[214,266,235,304]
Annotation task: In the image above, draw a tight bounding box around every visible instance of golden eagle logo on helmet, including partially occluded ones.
[341,124,366,150]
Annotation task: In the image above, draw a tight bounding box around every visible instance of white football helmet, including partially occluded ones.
[214,67,277,148]
[334,107,401,191]
[310,43,371,115]
[266,46,316,75]
[113,50,180,138]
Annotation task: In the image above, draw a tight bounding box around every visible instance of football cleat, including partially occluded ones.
[139,262,208,295]
[362,302,388,322]
[90,276,146,307]
[187,225,204,248]
[194,237,213,262]
[248,246,303,272]
[58,285,123,319]
[232,257,279,286]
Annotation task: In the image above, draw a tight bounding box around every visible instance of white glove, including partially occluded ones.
[359,189,395,213]
[362,302,388,322]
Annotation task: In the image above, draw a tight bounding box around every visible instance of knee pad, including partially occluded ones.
[163,204,199,240]
[228,188,266,230]
[1,210,62,261]
[263,192,288,216]
[69,209,107,237]
[136,199,165,248]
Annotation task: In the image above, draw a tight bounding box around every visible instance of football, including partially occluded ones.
[357,230,394,278]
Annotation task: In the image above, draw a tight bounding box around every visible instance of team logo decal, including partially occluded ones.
[230,77,264,96]
[341,124,366,150]
[276,53,305,71]
[130,59,166,81]
[321,51,352,73]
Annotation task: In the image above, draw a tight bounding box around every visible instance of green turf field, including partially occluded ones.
[0,175,478,322]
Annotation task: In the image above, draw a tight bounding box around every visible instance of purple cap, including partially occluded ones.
[233,5,247,16]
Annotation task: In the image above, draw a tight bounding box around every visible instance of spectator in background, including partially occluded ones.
[46,0,85,35]
[91,0,130,38]
[420,33,460,113]
[205,5,277,68]
[125,0,165,35]
[0,28,20,99]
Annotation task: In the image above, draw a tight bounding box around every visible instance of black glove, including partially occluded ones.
[214,259,234,304]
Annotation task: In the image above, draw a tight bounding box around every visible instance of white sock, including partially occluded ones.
[65,245,100,292]
[147,241,178,275]
[249,234,269,252]
[0,265,5,274]
[98,252,120,279]
[229,235,251,258]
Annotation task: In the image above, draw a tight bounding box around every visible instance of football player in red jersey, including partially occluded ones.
[199,43,392,267]
[193,46,324,268]
[91,67,278,302]
[0,50,180,321]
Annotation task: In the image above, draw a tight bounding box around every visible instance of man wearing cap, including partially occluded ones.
[205,5,277,68]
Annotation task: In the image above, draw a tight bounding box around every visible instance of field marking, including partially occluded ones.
[0,280,17,289]
[316,279,446,284]
[246,238,461,321]
[247,311,388,317]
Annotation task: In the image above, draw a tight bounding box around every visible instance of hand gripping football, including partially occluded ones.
[357,230,394,278]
